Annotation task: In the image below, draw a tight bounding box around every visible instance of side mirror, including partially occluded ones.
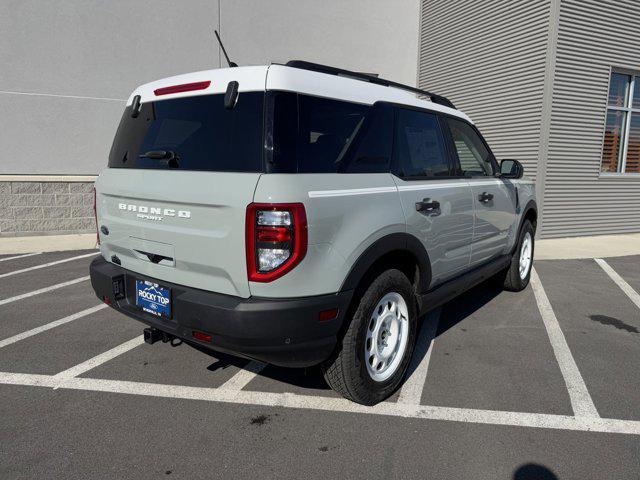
[500,159,524,179]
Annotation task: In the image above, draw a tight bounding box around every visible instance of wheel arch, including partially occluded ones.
[510,199,538,255]
[520,199,538,235]
[339,233,432,295]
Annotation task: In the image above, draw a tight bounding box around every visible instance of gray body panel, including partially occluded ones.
[393,177,474,287]
[251,173,406,298]
[96,171,535,300]
[95,169,260,298]
[468,178,518,266]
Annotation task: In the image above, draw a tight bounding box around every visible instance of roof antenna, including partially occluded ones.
[214,29,238,68]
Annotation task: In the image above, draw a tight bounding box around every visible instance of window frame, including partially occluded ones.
[601,69,640,176]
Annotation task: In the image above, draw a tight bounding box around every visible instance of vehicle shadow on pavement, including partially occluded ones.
[188,278,506,394]
[435,278,504,337]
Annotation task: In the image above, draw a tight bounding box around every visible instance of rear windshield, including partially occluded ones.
[108,92,264,172]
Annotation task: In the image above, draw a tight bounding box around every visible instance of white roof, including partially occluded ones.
[127,64,471,123]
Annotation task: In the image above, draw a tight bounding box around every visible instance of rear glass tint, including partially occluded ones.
[267,92,392,173]
[108,92,264,172]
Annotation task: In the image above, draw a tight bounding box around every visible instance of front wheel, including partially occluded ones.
[322,269,417,405]
[502,220,535,292]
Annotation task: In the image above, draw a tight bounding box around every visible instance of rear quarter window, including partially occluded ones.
[268,92,393,174]
[108,92,264,172]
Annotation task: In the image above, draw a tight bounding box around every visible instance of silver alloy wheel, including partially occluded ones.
[519,232,533,280]
[365,292,409,382]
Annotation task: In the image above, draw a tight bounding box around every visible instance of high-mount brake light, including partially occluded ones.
[154,81,211,96]
[246,203,307,282]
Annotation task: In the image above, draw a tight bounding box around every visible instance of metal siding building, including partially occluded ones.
[419,0,640,238]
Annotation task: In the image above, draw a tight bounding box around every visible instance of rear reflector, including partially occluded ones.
[102,296,111,305]
[192,330,212,343]
[319,308,339,322]
[154,81,211,96]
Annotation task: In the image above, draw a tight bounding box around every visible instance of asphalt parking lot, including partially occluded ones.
[0,250,639,479]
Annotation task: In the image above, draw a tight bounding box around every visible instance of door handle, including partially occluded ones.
[415,198,440,213]
[478,192,494,203]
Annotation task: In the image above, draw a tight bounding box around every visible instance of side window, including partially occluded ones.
[268,93,392,173]
[340,103,393,173]
[394,108,450,178]
[298,95,369,173]
[446,118,494,177]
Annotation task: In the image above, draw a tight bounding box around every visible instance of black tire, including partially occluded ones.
[322,269,417,405]
[502,220,535,292]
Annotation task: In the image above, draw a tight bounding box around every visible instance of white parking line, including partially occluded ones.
[0,372,638,435]
[595,258,640,310]
[397,308,441,405]
[0,304,107,349]
[52,336,144,385]
[530,268,599,418]
[0,252,42,263]
[0,252,97,279]
[0,276,90,307]
[218,361,267,391]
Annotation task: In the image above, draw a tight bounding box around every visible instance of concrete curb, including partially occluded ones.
[536,233,640,260]
[0,234,97,254]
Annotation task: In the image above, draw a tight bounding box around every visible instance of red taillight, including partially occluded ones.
[246,203,307,282]
[192,331,212,343]
[93,186,99,245]
[154,81,211,96]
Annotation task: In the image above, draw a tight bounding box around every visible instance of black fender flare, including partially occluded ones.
[520,199,538,233]
[511,199,538,254]
[339,232,432,294]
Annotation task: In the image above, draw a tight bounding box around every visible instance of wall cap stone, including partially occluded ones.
[0,175,97,182]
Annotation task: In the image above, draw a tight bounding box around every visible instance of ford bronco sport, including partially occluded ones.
[90,61,537,405]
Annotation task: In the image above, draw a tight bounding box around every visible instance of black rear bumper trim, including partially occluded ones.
[90,256,352,367]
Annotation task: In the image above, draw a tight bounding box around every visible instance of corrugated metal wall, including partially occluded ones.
[543,0,640,237]
[417,0,551,181]
[419,0,640,238]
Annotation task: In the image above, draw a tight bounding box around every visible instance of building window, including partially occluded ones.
[602,72,640,174]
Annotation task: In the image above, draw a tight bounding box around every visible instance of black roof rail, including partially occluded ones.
[284,60,456,109]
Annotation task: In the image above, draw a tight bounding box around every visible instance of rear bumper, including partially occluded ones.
[89,257,352,367]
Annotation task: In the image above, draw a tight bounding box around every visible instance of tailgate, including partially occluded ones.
[96,169,259,298]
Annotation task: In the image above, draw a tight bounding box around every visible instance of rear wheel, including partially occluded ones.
[322,269,417,405]
[502,220,535,291]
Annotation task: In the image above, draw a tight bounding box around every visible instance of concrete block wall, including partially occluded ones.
[0,179,95,236]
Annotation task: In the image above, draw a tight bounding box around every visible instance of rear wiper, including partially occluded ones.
[139,150,180,168]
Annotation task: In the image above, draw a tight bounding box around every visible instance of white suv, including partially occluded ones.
[90,61,537,404]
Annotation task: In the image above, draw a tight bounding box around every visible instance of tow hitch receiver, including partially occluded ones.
[143,327,182,346]
[143,327,164,345]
